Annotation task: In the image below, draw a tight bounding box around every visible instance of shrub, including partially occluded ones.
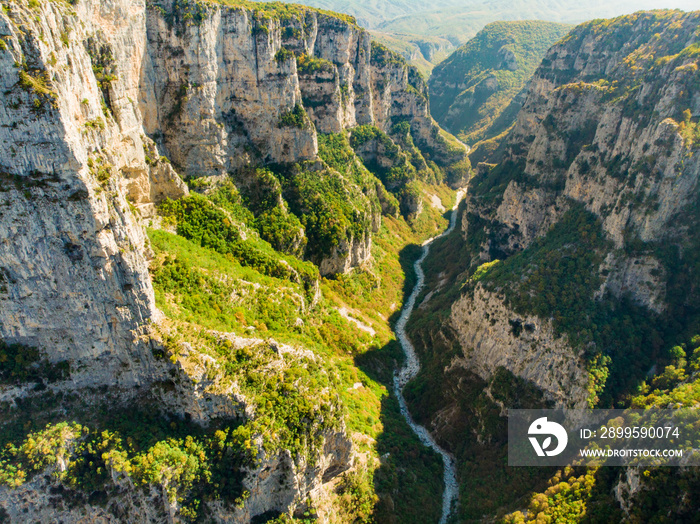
[275,47,295,63]
[296,53,334,75]
[278,104,308,129]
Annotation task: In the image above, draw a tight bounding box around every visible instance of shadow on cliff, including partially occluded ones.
[350,240,446,523]
[354,337,444,524]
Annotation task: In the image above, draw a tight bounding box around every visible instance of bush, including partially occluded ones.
[296,53,334,75]
[274,47,295,63]
[255,207,306,257]
[278,104,308,129]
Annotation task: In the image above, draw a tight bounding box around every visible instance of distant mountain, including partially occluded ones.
[369,32,454,76]
[268,0,698,72]
[429,20,572,147]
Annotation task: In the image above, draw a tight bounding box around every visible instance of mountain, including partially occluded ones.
[429,20,572,147]
[368,31,454,77]
[373,0,699,43]
[272,0,698,72]
[0,0,468,521]
[406,9,700,521]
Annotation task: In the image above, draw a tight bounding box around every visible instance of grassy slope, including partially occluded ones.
[149,179,458,522]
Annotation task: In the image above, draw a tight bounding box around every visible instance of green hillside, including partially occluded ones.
[429,20,571,146]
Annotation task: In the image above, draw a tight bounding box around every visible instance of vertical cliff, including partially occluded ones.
[0,0,468,521]
[0,0,187,382]
[405,9,700,520]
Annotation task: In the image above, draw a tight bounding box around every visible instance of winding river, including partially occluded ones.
[393,188,466,524]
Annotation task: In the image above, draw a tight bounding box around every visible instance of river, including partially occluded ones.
[393,188,466,524]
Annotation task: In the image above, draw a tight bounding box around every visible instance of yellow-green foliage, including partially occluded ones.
[470,259,500,282]
[87,154,112,185]
[151,0,358,31]
[296,53,334,75]
[678,109,700,150]
[17,66,57,107]
[502,335,700,524]
[502,468,597,523]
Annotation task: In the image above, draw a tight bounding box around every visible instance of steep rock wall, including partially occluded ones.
[407,12,700,490]
[0,0,186,382]
[448,285,589,408]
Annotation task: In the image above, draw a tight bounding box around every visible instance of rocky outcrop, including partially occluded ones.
[0,426,351,524]
[0,0,185,383]
[143,1,319,175]
[476,10,700,311]
[448,285,589,408]
[317,230,372,275]
[406,14,700,509]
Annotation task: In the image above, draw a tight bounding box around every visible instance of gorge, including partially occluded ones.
[0,0,699,523]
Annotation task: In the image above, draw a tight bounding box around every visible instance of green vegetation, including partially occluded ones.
[0,341,69,385]
[296,53,334,75]
[158,193,318,286]
[278,103,309,129]
[367,32,452,76]
[131,125,460,518]
[504,334,700,523]
[277,162,373,260]
[147,176,456,520]
[501,467,622,523]
[369,41,404,68]
[87,154,112,186]
[150,0,358,35]
[0,418,252,520]
[15,59,57,110]
[678,108,700,149]
[274,46,294,62]
[347,124,455,217]
[85,35,117,115]
[464,205,673,404]
[429,21,571,147]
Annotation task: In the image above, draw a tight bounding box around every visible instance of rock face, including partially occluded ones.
[0,0,186,383]
[444,10,700,395]
[138,1,468,274]
[408,7,700,483]
[472,10,700,311]
[143,2,319,175]
[0,0,471,520]
[448,285,590,408]
[0,424,351,524]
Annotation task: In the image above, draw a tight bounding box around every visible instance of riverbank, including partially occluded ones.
[393,189,467,524]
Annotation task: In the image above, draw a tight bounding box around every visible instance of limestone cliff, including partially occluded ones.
[405,11,700,519]
[0,0,186,381]
[437,9,700,404]
[0,0,470,520]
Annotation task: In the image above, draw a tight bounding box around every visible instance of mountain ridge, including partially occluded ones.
[406,8,700,520]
